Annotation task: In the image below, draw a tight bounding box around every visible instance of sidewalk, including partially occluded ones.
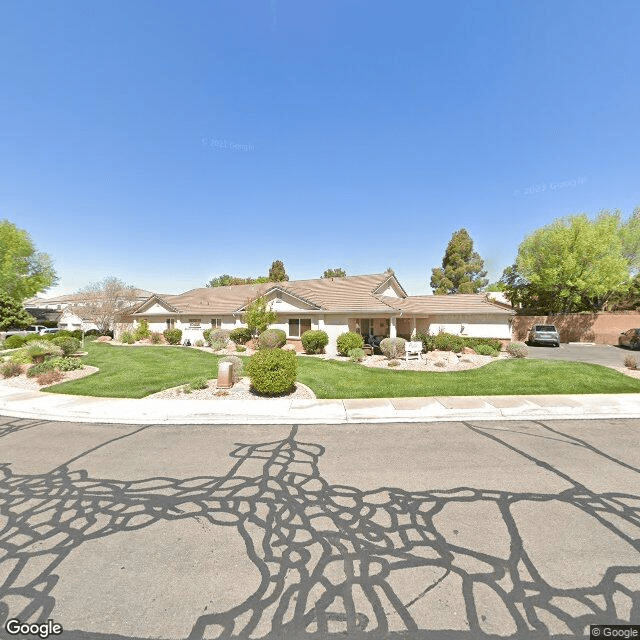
[1,382,639,424]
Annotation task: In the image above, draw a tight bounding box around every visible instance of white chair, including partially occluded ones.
[405,341,423,362]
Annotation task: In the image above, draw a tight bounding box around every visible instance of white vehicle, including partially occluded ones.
[3,325,48,337]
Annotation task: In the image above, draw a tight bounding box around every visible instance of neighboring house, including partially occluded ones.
[126,273,514,355]
[24,289,164,333]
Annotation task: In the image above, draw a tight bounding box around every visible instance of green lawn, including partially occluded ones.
[44,342,640,398]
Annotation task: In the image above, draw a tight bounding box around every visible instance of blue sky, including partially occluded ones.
[1,1,639,297]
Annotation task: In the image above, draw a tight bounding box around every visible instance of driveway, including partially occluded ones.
[1,415,639,638]
[527,342,635,367]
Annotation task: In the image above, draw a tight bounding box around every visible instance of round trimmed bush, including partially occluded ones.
[506,341,528,358]
[257,328,287,350]
[52,336,81,356]
[415,332,435,352]
[219,355,244,382]
[380,337,406,359]
[209,328,231,350]
[433,332,465,353]
[163,328,182,345]
[4,335,26,349]
[246,349,297,395]
[348,347,365,362]
[336,331,364,356]
[301,330,329,354]
[230,327,253,345]
[150,331,163,344]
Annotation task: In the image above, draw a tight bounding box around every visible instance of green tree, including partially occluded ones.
[619,205,640,273]
[242,296,278,335]
[322,268,346,278]
[430,229,488,294]
[0,219,58,301]
[268,260,288,282]
[206,274,256,287]
[501,213,630,312]
[0,292,36,330]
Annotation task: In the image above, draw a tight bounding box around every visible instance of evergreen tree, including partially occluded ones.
[0,292,36,330]
[430,229,488,294]
[268,260,289,282]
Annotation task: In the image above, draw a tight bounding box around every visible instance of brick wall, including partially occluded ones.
[512,313,640,344]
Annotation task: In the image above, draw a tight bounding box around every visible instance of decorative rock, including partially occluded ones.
[461,347,476,354]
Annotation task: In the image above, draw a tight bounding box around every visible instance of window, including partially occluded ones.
[166,319,175,329]
[288,318,311,337]
[211,318,222,328]
[188,319,201,328]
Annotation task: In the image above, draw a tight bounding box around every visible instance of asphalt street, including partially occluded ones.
[0,416,639,639]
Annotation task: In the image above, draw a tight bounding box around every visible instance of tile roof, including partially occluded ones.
[138,274,401,315]
[385,294,515,315]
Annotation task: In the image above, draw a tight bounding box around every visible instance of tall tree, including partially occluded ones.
[619,205,640,274]
[322,268,346,278]
[430,229,488,294]
[72,277,138,334]
[0,292,36,330]
[0,219,58,301]
[268,260,288,282]
[207,274,255,287]
[501,212,630,312]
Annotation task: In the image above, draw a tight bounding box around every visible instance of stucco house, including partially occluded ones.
[24,289,162,333]
[125,273,513,355]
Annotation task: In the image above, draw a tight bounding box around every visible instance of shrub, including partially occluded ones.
[624,355,638,370]
[433,332,465,353]
[133,319,151,341]
[219,355,244,382]
[195,339,204,347]
[388,359,401,367]
[466,337,502,352]
[189,376,208,390]
[11,348,33,365]
[163,328,182,345]
[26,360,57,377]
[36,370,64,386]
[47,357,83,372]
[236,345,247,353]
[246,349,297,395]
[301,330,329,354]
[209,329,231,350]
[1,362,22,378]
[230,327,253,345]
[506,341,528,358]
[4,335,26,349]
[52,336,81,356]
[202,328,212,344]
[473,344,499,357]
[120,331,135,344]
[348,347,365,363]
[336,331,364,356]
[380,337,406,359]
[415,332,435,353]
[150,332,163,344]
[257,328,287,350]
[26,341,64,361]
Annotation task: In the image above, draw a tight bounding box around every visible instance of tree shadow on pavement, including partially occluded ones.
[0,417,638,639]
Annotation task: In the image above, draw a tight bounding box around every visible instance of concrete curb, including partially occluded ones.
[1,383,639,425]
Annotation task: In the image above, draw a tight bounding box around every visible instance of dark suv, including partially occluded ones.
[527,324,560,347]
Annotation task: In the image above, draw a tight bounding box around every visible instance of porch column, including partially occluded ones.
[411,317,416,338]
[235,316,242,327]
[390,316,397,338]
[318,315,325,331]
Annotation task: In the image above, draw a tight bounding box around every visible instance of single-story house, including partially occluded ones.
[24,289,164,333]
[124,273,514,355]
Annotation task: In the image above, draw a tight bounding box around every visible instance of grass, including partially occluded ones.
[45,341,223,398]
[44,342,640,398]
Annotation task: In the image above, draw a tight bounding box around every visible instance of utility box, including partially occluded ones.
[217,361,233,389]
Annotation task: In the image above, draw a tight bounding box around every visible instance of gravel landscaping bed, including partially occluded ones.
[147,376,315,400]
[1,365,99,391]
